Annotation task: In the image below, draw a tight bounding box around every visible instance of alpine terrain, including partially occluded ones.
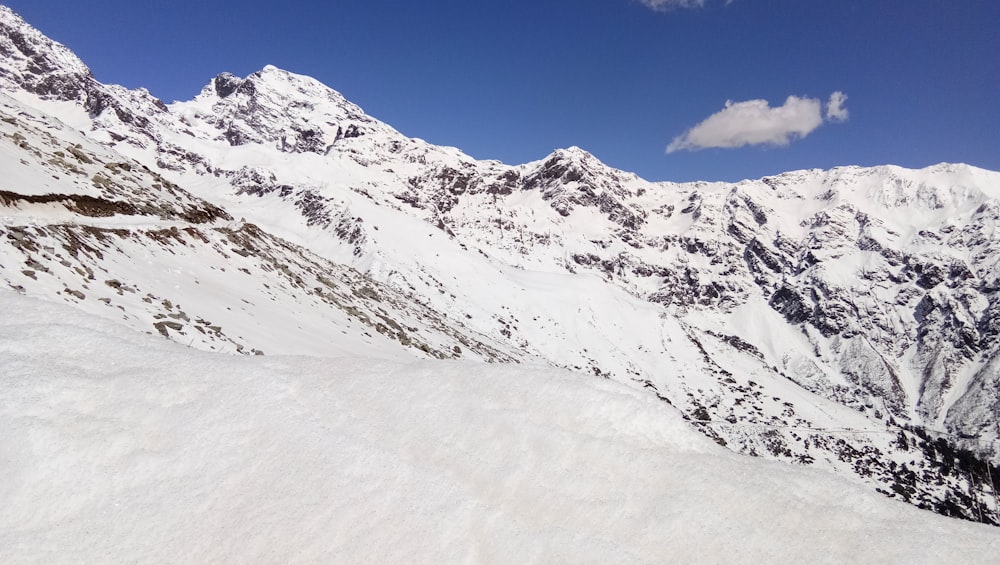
[2,3,1000,551]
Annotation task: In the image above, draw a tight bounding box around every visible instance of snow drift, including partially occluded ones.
[2,291,999,563]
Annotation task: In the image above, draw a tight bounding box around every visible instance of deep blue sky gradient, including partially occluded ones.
[6,0,998,182]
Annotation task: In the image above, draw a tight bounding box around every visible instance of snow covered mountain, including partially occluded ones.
[2,3,999,529]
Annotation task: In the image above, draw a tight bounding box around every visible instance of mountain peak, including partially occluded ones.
[209,72,243,98]
[558,145,592,156]
[195,65,353,109]
[177,65,379,153]
[548,145,598,163]
[0,5,92,99]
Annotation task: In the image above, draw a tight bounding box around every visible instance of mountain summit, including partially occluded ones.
[0,5,90,98]
[1,4,999,531]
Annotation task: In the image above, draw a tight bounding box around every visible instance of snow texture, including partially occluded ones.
[2,291,1000,564]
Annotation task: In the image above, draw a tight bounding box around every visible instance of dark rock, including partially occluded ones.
[770,285,812,324]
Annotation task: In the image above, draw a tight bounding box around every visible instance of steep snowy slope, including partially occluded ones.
[0,91,515,361]
[3,291,1000,564]
[2,4,999,525]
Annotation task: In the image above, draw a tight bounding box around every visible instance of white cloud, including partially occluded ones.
[638,0,707,11]
[666,92,848,153]
[826,91,849,122]
[636,0,738,11]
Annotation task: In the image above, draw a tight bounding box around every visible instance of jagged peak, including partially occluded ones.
[0,5,170,137]
[173,64,390,153]
[0,4,20,25]
[531,147,594,171]
[529,146,643,188]
[554,145,593,158]
[191,64,363,120]
[214,65,349,102]
[544,146,603,168]
[209,72,243,98]
[0,5,91,82]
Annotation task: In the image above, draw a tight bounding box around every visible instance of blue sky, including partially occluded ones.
[6,0,999,182]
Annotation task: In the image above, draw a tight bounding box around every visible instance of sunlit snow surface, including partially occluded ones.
[2,291,999,564]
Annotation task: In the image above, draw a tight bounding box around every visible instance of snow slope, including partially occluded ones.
[3,290,1000,564]
[0,91,516,362]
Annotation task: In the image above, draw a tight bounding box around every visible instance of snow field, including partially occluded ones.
[2,291,999,564]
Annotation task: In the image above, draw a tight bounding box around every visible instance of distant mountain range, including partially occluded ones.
[2,4,998,524]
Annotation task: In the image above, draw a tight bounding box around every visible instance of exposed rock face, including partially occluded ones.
[522,147,647,229]
[0,5,166,143]
[3,4,1000,525]
[0,5,90,101]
